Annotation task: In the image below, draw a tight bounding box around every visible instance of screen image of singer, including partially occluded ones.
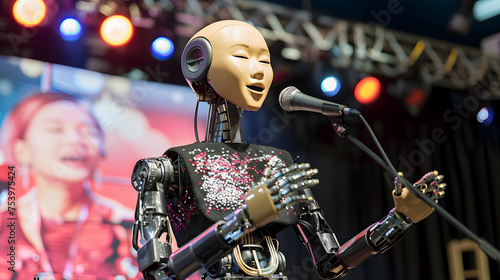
[0,54,207,280]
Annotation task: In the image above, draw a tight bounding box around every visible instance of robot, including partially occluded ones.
[130,20,446,280]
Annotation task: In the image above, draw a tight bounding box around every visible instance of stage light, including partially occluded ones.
[281,47,301,61]
[354,77,381,104]
[321,76,341,97]
[473,0,500,21]
[12,0,46,27]
[100,15,133,47]
[59,18,82,41]
[151,37,175,60]
[477,107,494,126]
[405,88,428,107]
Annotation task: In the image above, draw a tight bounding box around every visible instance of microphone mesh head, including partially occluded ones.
[279,86,298,112]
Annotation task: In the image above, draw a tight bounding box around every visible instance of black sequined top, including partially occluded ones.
[165,142,300,246]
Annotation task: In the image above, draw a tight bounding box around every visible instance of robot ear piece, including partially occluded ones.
[181,37,213,83]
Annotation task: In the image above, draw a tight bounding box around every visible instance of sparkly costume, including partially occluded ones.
[165,143,297,244]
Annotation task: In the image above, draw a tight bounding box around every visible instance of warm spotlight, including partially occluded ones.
[354,77,381,104]
[100,15,133,47]
[12,0,46,27]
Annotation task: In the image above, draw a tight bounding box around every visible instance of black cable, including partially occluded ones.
[194,99,200,143]
[358,114,397,175]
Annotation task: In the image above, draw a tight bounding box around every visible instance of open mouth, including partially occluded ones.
[246,84,265,93]
[62,155,86,166]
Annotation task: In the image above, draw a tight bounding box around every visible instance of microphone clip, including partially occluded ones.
[330,120,350,138]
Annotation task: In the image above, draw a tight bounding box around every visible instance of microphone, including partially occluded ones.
[279,86,360,117]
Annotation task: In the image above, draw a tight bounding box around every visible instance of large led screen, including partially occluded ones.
[0,55,206,280]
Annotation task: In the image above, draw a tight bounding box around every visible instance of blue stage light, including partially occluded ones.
[151,37,175,60]
[59,18,82,41]
[477,107,494,126]
[321,76,341,97]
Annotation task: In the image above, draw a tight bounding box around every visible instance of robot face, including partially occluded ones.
[207,24,273,111]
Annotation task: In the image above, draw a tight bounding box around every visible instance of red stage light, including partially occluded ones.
[12,0,46,27]
[405,88,427,107]
[100,15,133,47]
[354,77,381,104]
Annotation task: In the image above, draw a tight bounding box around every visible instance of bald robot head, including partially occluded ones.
[181,20,273,111]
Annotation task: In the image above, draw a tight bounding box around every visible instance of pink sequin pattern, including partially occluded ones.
[189,147,286,216]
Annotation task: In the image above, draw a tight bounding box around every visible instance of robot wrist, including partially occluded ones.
[317,254,348,279]
[369,208,411,252]
[220,205,256,244]
[305,232,340,265]
[244,184,278,227]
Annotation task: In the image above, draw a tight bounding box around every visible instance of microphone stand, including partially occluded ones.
[329,118,500,262]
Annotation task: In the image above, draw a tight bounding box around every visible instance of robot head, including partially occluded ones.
[181,20,273,111]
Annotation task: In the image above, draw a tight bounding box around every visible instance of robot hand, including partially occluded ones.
[309,171,446,279]
[392,171,446,223]
[243,157,319,227]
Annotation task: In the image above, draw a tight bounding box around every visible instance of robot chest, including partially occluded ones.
[166,143,299,243]
[189,149,275,216]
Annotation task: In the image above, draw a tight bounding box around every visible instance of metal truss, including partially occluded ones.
[172,0,500,96]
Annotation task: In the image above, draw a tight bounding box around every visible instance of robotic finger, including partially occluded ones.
[426,175,446,201]
[280,179,320,196]
[265,163,317,193]
[289,168,319,182]
[413,170,439,189]
[276,194,313,209]
[266,162,312,184]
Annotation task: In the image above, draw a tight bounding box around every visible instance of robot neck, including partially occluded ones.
[205,95,243,143]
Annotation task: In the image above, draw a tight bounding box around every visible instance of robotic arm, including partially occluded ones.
[131,156,319,280]
[294,171,446,279]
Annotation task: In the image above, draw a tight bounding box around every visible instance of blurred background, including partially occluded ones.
[1,0,499,279]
